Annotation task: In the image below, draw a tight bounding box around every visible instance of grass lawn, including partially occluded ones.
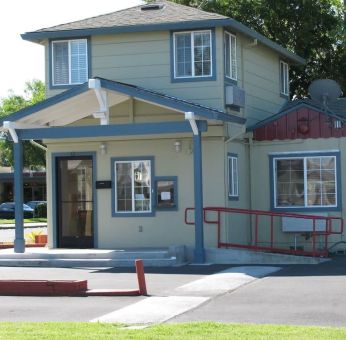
[0,218,47,225]
[0,322,346,339]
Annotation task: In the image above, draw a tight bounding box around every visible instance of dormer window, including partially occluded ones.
[280,60,289,96]
[51,39,88,86]
[173,30,212,79]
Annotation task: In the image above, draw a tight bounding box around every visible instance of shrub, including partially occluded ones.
[35,203,47,218]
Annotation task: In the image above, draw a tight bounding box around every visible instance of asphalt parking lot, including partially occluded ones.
[171,256,346,327]
[0,264,232,322]
[1,258,346,326]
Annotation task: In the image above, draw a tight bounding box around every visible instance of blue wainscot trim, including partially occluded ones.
[155,176,178,211]
[170,28,216,83]
[111,156,155,217]
[51,152,98,248]
[269,151,342,212]
[48,36,92,90]
[17,121,208,140]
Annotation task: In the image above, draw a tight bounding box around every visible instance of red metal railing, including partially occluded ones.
[185,207,343,257]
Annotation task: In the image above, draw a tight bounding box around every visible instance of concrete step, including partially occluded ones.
[0,257,178,268]
[0,250,170,260]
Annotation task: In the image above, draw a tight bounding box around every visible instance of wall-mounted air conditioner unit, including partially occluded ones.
[225,85,245,108]
[282,213,327,232]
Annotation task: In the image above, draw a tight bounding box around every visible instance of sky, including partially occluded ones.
[0,0,143,99]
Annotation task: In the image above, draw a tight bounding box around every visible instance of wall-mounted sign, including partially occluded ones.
[96,181,112,189]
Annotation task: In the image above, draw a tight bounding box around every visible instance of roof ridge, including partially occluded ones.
[37,2,146,32]
[36,0,227,33]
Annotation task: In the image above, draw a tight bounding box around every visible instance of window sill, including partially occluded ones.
[156,206,178,211]
[225,77,238,85]
[228,196,239,201]
[112,212,155,217]
[49,83,85,90]
[280,93,289,99]
[171,75,216,83]
[272,206,340,213]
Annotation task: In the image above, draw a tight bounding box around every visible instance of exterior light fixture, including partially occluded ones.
[174,140,182,152]
[99,142,107,155]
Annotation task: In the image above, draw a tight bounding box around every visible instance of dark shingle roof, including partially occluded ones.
[36,1,228,32]
[21,0,305,64]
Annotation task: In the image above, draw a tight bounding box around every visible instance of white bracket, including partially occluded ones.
[89,79,109,125]
[185,111,199,135]
[3,121,18,143]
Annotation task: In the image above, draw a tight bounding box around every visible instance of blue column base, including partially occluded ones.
[193,247,206,264]
[14,238,25,253]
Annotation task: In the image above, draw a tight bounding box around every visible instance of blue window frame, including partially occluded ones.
[171,29,216,82]
[280,60,289,96]
[155,176,178,210]
[111,156,155,217]
[50,37,91,89]
[270,151,341,212]
[228,153,239,200]
[224,31,237,81]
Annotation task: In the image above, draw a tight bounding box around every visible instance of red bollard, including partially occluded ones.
[135,259,147,296]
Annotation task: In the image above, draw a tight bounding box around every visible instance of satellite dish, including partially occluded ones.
[308,79,342,107]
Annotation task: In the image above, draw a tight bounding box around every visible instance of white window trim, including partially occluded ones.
[51,39,88,86]
[273,155,338,209]
[228,155,239,198]
[114,160,152,214]
[173,30,213,79]
[280,60,289,96]
[224,31,237,81]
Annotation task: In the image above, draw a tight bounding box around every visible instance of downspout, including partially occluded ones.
[185,111,205,263]
[30,140,47,151]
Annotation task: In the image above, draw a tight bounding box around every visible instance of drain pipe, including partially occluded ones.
[30,140,47,151]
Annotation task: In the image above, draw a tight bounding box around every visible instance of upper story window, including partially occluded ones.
[173,30,212,79]
[272,152,340,211]
[51,39,88,86]
[280,60,289,96]
[224,32,237,81]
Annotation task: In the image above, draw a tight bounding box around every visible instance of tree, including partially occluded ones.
[0,80,46,168]
[172,0,346,98]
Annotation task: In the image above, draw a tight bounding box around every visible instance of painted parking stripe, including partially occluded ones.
[174,266,281,296]
[91,266,280,325]
[91,296,208,325]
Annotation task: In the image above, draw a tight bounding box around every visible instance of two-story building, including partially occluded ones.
[4,1,345,262]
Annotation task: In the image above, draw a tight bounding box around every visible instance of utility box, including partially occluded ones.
[225,85,245,108]
[282,213,327,232]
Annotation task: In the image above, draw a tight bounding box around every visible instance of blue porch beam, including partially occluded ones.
[14,141,25,253]
[17,121,208,140]
[193,121,206,263]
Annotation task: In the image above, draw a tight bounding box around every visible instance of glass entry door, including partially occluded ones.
[56,156,94,248]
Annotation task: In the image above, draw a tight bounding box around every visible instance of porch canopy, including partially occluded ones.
[0,77,246,263]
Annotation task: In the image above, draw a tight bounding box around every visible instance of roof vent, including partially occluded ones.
[141,3,164,11]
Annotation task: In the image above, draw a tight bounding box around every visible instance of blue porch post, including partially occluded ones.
[14,141,25,253]
[193,121,205,263]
